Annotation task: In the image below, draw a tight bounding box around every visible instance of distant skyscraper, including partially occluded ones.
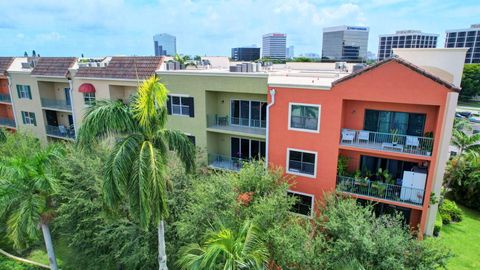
[445,24,480,63]
[231,46,260,61]
[377,30,438,61]
[322,25,369,60]
[153,33,176,56]
[262,33,287,60]
[286,46,294,59]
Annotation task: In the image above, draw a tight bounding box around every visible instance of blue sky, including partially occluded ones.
[0,0,478,58]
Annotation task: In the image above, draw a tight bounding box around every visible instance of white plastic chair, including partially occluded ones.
[58,125,67,136]
[341,129,355,143]
[358,130,370,143]
[406,136,420,149]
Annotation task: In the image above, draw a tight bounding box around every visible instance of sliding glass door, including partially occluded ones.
[231,100,267,128]
[231,137,266,160]
[364,109,425,136]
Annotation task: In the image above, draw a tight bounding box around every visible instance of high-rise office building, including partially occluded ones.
[445,24,480,63]
[231,47,260,61]
[262,33,287,60]
[377,30,438,61]
[322,25,369,60]
[286,46,294,59]
[153,33,176,56]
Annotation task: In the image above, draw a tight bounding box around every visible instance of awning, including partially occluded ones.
[78,83,96,93]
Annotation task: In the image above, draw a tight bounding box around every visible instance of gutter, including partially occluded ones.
[68,79,78,140]
[6,74,19,129]
[265,88,276,167]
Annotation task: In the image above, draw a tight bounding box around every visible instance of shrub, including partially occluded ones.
[439,199,464,224]
[434,213,443,236]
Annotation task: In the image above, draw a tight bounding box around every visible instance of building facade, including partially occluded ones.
[231,47,261,61]
[445,24,480,63]
[153,33,177,56]
[0,58,16,131]
[322,25,369,60]
[262,33,287,60]
[378,30,438,61]
[286,46,294,59]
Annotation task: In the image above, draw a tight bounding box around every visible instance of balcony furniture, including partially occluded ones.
[218,116,228,126]
[400,171,426,205]
[358,130,370,143]
[406,136,420,152]
[341,129,355,143]
[381,142,404,152]
[58,125,67,136]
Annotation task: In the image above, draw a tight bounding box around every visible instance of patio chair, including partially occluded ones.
[406,136,420,150]
[358,130,370,143]
[58,125,67,136]
[341,129,355,143]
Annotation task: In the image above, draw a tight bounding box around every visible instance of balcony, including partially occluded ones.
[336,176,425,206]
[45,125,75,140]
[41,98,72,111]
[0,117,15,128]
[207,115,266,137]
[0,93,11,103]
[340,129,433,157]
[208,154,247,171]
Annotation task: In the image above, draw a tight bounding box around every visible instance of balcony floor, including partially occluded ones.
[340,141,431,157]
[208,160,242,171]
[207,124,266,137]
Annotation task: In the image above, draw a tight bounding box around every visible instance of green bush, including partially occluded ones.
[440,199,464,224]
[434,213,443,236]
[0,255,42,270]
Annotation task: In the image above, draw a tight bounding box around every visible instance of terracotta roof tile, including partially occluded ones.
[0,57,14,76]
[75,56,164,79]
[31,57,77,77]
[332,57,461,92]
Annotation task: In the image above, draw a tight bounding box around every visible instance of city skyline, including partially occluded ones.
[0,0,478,57]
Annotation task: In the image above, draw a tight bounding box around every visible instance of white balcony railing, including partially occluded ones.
[207,115,266,136]
[208,154,248,171]
[340,128,434,156]
[41,98,72,111]
[336,175,425,206]
[45,125,75,139]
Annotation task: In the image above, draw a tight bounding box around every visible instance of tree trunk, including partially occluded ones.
[158,220,168,270]
[40,222,58,270]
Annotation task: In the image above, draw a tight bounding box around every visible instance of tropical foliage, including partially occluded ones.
[459,64,480,101]
[451,129,480,155]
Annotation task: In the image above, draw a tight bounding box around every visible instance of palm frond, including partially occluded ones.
[158,129,196,172]
[77,100,138,148]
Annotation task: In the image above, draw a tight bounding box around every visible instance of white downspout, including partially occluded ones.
[68,79,77,140]
[6,75,19,129]
[265,88,276,167]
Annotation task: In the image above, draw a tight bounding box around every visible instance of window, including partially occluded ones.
[287,149,316,177]
[167,95,194,117]
[231,137,265,160]
[230,100,267,128]
[288,191,313,216]
[16,85,32,99]
[364,109,426,136]
[187,135,196,146]
[289,103,320,132]
[83,92,96,106]
[21,111,36,126]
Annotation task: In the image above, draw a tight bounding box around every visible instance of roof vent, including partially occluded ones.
[352,64,367,73]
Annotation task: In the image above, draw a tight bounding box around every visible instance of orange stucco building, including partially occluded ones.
[0,57,16,130]
[267,56,461,236]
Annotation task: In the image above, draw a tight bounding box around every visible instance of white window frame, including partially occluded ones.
[17,85,31,99]
[286,147,317,178]
[170,94,190,117]
[288,102,321,133]
[287,190,314,217]
[83,92,96,106]
[22,111,36,126]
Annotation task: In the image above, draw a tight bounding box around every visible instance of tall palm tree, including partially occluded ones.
[451,129,480,155]
[177,220,268,270]
[77,76,195,270]
[174,54,197,68]
[0,144,64,270]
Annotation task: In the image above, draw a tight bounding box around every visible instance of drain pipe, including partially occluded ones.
[67,79,78,140]
[6,75,19,129]
[265,88,276,167]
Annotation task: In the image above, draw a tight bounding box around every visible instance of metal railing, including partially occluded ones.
[0,93,11,103]
[41,98,72,111]
[45,125,75,139]
[290,115,318,130]
[208,154,249,171]
[340,128,434,156]
[0,117,15,127]
[336,175,425,206]
[207,115,266,129]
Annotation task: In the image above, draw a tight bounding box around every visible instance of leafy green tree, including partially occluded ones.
[174,54,197,68]
[451,129,480,155]
[177,220,268,270]
[459,64,480,101]
[292,57,313,62]
[0,129,5,142]
[77,76,195,270]
[0,141,64,270]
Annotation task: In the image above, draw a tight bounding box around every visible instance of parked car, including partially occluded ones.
[469,112,480,123]
[459,111,473,118]
[456,112,466,119]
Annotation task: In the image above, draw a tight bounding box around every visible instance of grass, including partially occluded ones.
[25,239,75,269]
[439,205,480,270]
[457,101,480,111]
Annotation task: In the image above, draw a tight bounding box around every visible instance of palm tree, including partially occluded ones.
[174,54,197,69]
[0,144,64,270]
[451,129,480,155]
[77,76,195,270]
[177,220,268,270]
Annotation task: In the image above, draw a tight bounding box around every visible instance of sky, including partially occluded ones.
[0,0,479,58]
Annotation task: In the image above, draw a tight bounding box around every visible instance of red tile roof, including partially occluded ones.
[75,56,164,80]
[31,57,77,77]
[0,57,14,76]
[332,57,461,92]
